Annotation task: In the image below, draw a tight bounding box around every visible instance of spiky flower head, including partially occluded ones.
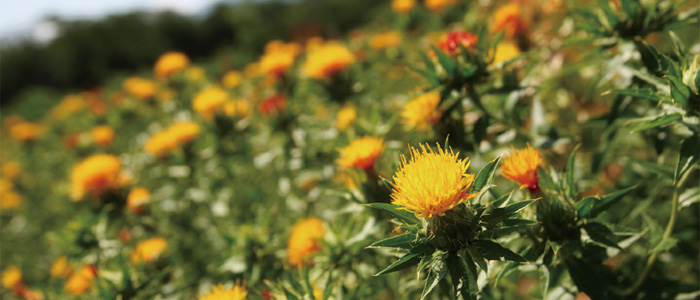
[198,282,247,300]
[391,143,476,218]
[64,265,97,296]
[303,42,355,79]
[154,51,189,79]
[287,217,325,267]
[70,154,122,201]
[401,92,442,130]
[337,136,385,171]
[501,145,542,193]
[425,0,457,12]
[90,125,115,148]
[122,77,157,100]
[492,3,527,38]
[130,237,167,265]
[438,31,478,56]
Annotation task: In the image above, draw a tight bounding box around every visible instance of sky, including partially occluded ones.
[1,0,225,41]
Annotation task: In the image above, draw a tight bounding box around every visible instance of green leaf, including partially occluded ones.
[650,237,679,253]
[491,191,513,208]
[367,203,420,224]
[367,233,416,249]
[374,243,433,276]
[576,196,598,219]
[432,46,456,76]
[566,144,581,199]
[473,114,489,145]
[630,113,682,132]
[407,64,440,86]
[607,88,661,102]
[583,222,621,249]
[482,200,535,226]
[472,240,527,262]
[579,186,637,219]
[465,244,488,273]
[620,0,638,18]
[421,253,448,300]
[323,271,333,300]
[667,76,691,105]
[674,135,699,184]
[473,155,502,193]
[460,250,481,300]
[419,51,435,72]
[668,31,686,58]
[537,166,558,191]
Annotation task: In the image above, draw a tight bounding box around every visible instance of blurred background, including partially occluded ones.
[1,0,381,109]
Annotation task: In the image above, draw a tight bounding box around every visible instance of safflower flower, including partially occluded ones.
[90,125,115,148]
[337,136,385,171]
[127,187,150,213]
[70,154,122,201]
[197,282,247,300]
[64,265,97,296]
[369,32,403,50]
[501,145,542,193]
[335,105,357,131]
[193,86,228,121]
[401,92,442,130]
[154,51,189,79]
[122,77,157,100]
[392,0,416,13]
[287,217,325,267]
[222,71,243,89]
[131,237,168,264]
[10,122,43,142]
[438,31,478,56]
[303,42,355,79]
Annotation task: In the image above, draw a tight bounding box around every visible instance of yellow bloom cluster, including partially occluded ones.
[303,42,355,79]
[337,136,385,171]
[193,86,228,121]
[49,94,85,120]
[90,125,115,148]
[335,105,357,131]
[222,71,244,89]
[9,121,43,142]
[50,256,73,278]
[493,41,521,64]
[224,100,252,118]
[64,265,96,296]
[123,77,158,100]
[70,154,122,201]
[287,217,325,267]
[260,40,301,77]
[127,187,150,213]
[144,121,201,158]
[197,282,247,300]
[401,92,442,131]
[154,51,189,79]
[131,237,168,264]
[501,145,542,192]
[391,143,476,218]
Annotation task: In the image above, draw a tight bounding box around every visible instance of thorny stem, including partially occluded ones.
[620,170,691,296]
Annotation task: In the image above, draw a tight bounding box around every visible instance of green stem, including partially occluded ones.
[621,171,690,296]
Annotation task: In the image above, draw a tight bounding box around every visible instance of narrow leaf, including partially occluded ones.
[367,203,420,224]
[472,240,527,262]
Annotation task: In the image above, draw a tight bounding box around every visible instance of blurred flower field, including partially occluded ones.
[1,0,699,299]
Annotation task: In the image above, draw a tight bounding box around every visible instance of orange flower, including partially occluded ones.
[438,31,478,56]
[258,94,286,116]
[287,217,325,266]
[222,71,243,89]
[2,266,22,288]
[154,51,189,79]
[193,86,228,121]
[50,256,73,278]
[392,0,416,13]
[169,121,201,145]
[122,77,157,100]
[425,0,457,12]
[90,125,115,148]
[337,136,385,171]
[260,41,299,77]
[1,161,21,181]
[401,92,442,130]
[131,237,167,264]
[303,42,355,79]
[64,265,97,296]
[70,154,122,201]
[144,121,200,158]
[49,95,85,120]
[10,122,43,142]
[127,187,150,213]
[501,145,542,193]
[369,32,403,50]
[492,3,527,38]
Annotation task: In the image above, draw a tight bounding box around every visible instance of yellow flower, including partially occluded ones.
[1,161,21,181]
[369,32,402,50]
[144,131,178,158]
[64,265,96,296]
[391,143,476,218]
[123,77,157,100]
[2,266,21,288]
[493,41,521,64]
[193,86,228,121]
[401,92,442,131]
[90,125,115,148]
[492,3,527,38]
[127,187,150,213]
[287,217,325,267]
[49,95,85,119]
[154,51,189,79]
[0,190,22,210]
[303,42,355,79]
[197,282,247,300]
[501,145,542,193]
[50,256,73,278]
[260,50,296,77]
[337,136,385,171]
[425,0,457,12]
[10,122,43,142]
[70,154,122,201]
[335,105,356,131]
[222,71,244,89]
[392,0,416,13]
[186,66,206,83]
[169,121,201,145]
[224,100,251,118]
[131,237,168,264]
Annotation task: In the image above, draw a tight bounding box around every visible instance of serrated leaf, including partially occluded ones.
[367,203,420,224]
[367,233,416,249]
[460,249,481,300]
[630,113,682,132]
[421,253,448,300]
[674,135,699,184]
[465,243,488,273]
[583,222,621,249]
[482,200,535,226]
[473,156,502,193]
[374,252,422,276]
[432,46,456,76]
[581,186,637,219]
[576,196,598,219]
[472,240,527,262]
[668,31,686,58]
[667,76,691,105]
